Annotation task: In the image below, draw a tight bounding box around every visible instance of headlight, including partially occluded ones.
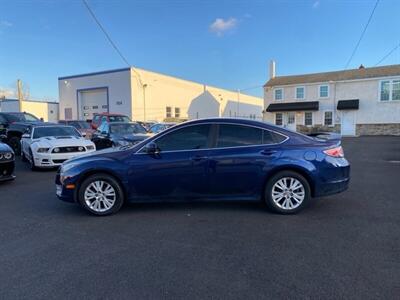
[86,145,95,151]
[4,152,13,160]
[60,162,79,174]
[37,148,50,153]
[53,148,60,153]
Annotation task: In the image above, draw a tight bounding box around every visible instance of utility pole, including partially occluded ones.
[17,79,23,112]
[143,84,147,122]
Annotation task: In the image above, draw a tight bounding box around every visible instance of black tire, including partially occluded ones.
[29,148,38,171]
[8,137,21,156]
[21,150,27,162]
[78,174,124,216]
[264,170,311,214]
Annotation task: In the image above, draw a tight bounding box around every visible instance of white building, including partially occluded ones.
[58,67,263,122]
[0,98,59,122]
[263,62,400,136]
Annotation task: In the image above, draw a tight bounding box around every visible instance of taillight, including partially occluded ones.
[323,146,344,158]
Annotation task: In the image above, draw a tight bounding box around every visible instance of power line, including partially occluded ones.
[374,42,400,66]
[82,0,130,67]
[344,0,380,69]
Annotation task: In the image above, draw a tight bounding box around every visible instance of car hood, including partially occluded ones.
[0,142,12,153]
[32,136,94,147]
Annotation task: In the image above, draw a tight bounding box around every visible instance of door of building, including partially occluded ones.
[341,111,356,136]
[284,112,296,131]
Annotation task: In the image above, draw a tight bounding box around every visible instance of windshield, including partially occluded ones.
[109,116,131,122]
[70,121,91,129]
[110,123,147,135]
[33,126,81,139]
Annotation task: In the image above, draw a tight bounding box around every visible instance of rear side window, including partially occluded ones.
[217,124,263,147]
[216,124,286,148]
[155,125,211,151]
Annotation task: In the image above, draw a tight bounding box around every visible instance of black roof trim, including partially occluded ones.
[266,101,319,112]
[337,99,359,110]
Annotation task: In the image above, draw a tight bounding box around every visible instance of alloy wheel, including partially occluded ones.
[84,180,116,213]
[271,177,305,210]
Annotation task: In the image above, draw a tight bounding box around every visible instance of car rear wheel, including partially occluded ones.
[264,171,311,214]
[78,174,124,216]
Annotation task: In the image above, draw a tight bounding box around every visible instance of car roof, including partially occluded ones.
[108,122,141,126]
[31,123,73,128]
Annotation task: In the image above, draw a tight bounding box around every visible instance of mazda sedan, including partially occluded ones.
[55,118,350,216]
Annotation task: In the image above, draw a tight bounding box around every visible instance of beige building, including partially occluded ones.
[58,67,263,122]
[263,62,400,136]
[0,98,59,122]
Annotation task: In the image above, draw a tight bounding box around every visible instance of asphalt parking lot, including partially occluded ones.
[0,136,399,299]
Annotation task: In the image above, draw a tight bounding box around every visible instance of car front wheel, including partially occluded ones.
[264,171,311,214]
[78,174,124,216]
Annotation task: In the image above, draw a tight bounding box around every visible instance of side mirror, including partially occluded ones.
[40,117,44,122]
[22,133,30,138]
[144,142,159,154]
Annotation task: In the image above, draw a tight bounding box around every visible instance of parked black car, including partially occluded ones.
[92,122,150,150]
[0,112,42,155]
[0,142,15,182]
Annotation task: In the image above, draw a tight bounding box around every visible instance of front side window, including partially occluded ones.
[296,87,305,99]
[304,112,313,126]
[166,107,172,118]
[319,85,329,98]
[155,124,211,151]
[324,111,333,126]
[275,113,283,126]
[274,88,283,100]
[24,113,39,122]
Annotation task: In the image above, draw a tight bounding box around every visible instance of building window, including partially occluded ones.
[304,112,313,126]
[166,106,172,118]
[324,111,333,126]
[381,79,400,101]
[296,87,305,99]
[319,85,329,98]
[275,113,283,126]
[175,107,180,118]
[274,88,283,100]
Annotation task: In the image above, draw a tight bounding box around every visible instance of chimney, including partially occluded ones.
[269,60,276,79]
[359,64,365,69]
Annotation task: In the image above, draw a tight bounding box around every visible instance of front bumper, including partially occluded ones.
[55,173,76,203]
[34,150,95,168]
[0,161,16,182]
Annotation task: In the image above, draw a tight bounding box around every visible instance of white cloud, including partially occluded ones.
[312,1,320,9]
[0,87,16,98]
[209,17,238,36]
[0,20,13,27]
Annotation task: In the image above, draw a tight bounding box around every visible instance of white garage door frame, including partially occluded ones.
[76,86,109,120]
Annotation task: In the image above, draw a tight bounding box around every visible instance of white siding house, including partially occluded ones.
[263,62,400,136]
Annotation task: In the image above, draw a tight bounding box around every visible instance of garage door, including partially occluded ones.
[78,88,108,121]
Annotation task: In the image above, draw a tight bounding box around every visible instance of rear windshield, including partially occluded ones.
[110,123,147,135]
[109,116,131,123]
[33,126,81,139]
[5,113,39,122]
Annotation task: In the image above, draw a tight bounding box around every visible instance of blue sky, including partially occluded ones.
[0,0,399,100]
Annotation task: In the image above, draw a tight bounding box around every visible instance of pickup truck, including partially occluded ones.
[0,112,43,155]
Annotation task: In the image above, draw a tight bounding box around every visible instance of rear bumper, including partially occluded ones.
[313,157,350,197]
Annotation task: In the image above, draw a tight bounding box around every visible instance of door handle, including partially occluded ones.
[191,155,209,161]
[261,150,277,156]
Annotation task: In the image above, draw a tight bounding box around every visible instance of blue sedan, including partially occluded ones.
[55,118,350,216]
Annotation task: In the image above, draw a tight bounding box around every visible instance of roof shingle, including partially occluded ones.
[264,64,400,87]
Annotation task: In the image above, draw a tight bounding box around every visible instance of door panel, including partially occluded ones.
[127,150,211,200]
